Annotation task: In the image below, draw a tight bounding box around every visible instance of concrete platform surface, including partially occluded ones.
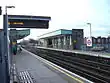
[12,49,90,83]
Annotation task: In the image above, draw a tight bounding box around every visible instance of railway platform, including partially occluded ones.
[12,48,92,83]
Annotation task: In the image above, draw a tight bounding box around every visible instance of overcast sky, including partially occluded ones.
[0,0,110,39]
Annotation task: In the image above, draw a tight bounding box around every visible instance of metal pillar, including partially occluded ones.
[64,36,66,45]
[0,30,7,83]
[70,35,72,45]
[3,12,10,83]
[63,36,66,49]
[70,35,72,50]
[58,37,61,49]
[87,23,92,38]
[52,38,54,48]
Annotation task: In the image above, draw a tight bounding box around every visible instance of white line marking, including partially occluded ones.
[23,48,93,83]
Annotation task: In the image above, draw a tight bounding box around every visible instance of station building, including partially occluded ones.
[38,29,110,53]
[38,29,84,50]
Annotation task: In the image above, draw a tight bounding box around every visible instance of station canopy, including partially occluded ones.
[9,29,30,40]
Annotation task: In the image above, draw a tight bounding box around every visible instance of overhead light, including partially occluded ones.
[6,6,15,8]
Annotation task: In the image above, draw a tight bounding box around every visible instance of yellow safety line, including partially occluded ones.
[24,49,84,83]
[46,62,84,83]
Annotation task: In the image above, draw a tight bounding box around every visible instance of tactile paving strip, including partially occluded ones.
[18,70,33,83]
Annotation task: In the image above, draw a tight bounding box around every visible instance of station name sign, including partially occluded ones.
[4,15,51,28]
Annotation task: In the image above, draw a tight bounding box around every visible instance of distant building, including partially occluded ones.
[38,29,110,53]
[83,36,110,52]
[38,29,84,50]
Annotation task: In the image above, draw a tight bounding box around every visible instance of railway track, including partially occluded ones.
[25,47,110,83]
[45,56,108,83]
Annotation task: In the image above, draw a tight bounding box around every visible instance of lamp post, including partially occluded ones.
[4,6,15,83]
[5,6,15,15]
[87,23,92,38]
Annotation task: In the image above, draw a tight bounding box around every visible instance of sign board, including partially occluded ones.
[4,15,51,28]
[86,37,92,47]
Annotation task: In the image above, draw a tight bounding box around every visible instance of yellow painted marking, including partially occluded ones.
[46,62,84,83]
[8,22,10,24]
[74,40,77,43]
[12,42,16,45]
[8,22,24,25]
[13,22,24,25]
[24,49,84,83]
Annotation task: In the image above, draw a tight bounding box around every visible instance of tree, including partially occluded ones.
[29,38,38,44]
[20,40,29,45]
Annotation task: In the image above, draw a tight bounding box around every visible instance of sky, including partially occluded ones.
[0,0,110,40]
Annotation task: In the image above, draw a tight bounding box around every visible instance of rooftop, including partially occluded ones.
[38,29,72,39]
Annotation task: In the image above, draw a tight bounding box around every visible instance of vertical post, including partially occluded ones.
[90,23,91,38]
[64,36,66,49]
[64,36,66,45]
[52,38,54,48]
[0,30,7,83]
[3,7,10,83]
[87,23,92,48]
[70,35,71,45]
[87,23,92,38]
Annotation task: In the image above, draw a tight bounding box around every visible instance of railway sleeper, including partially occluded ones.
[54,53,110,70]
[50,54,110,77]
[66,56,110,71]
[28,49,110,82]
[37,52,110,79]
[43,50,110,69]
[46,56,110,83]
[60,56,110,76]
